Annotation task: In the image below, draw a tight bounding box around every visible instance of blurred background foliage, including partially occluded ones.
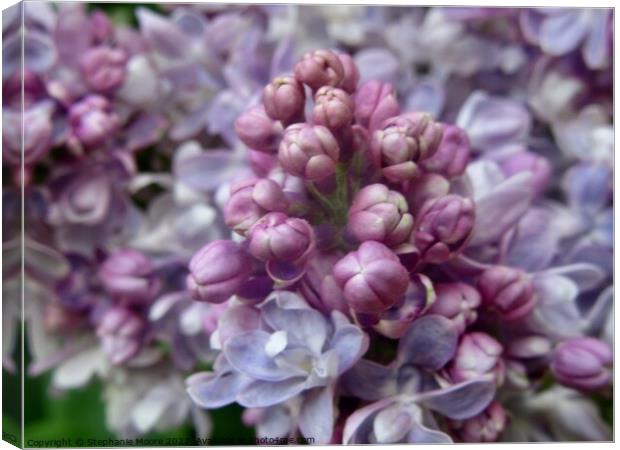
[10,6,254,445]
[13,329,256,446]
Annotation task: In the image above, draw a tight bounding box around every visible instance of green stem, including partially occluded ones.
[307,182,335,215]
[335,163,348,209]
[350,152,363,195]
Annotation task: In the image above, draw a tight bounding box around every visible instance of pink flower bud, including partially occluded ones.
[99,250,161,304]
[234,105,283,153]
[96,306,144,365]
[247,150,278,177]
[224,178,289,235]
[449,401,507,442]
[299,251,348,314]
[405,173,451,213]
[449,332,505,385]
[401,112,444,159]
[347,183,413,247]
[68,95,119,148]
[80,46,128,93]
[420,124,471,179]
[551,337,612,391]
[263,75,305,124]
[333,241,409,315]
[337,53,360,94]
[187,240,253,303]
[413,194,475,264]
[354,80,399,132]
[294,49,345,91]
[278,123,340,181]
[499,151,552,197]
[428,282,481,334]
[313,86,354,130]
[477,266,537,321]
[370,114,442,183]
[247,212,315,263]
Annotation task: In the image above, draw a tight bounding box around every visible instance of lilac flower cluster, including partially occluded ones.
[2,2,296,438]
[2,3,613,443]
[185,42,613,443]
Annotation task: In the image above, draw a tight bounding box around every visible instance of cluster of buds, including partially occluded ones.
[184,48,613,444]
[188,48,478,326]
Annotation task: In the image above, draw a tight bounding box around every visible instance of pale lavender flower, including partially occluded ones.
[456,91,531,153]
[499,150,552,197]
[520,8,612,70]
[343,315,495,444]
[188,291,369,444]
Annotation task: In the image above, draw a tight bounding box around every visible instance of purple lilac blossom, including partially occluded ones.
[184,38,612,443]
[2,4,613,444]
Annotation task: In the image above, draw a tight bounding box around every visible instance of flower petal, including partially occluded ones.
[416,377,495,420]
[237,377,307,408]
[224,330,303,381]
[342,359,398,401]
[186,370,250,409]
[469,171,534,247]
[397,315,458,370]
[330,324,369,374]
[261,293,328,355]
[136,7,191,58]
[174,144,244,193]
[407,420,453,443]
[298,385,334,444]
[343,397,398,444]
[373,403,413,443]
[539,10,590,56]
[456,91,531,151]
[528,274,582,339]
